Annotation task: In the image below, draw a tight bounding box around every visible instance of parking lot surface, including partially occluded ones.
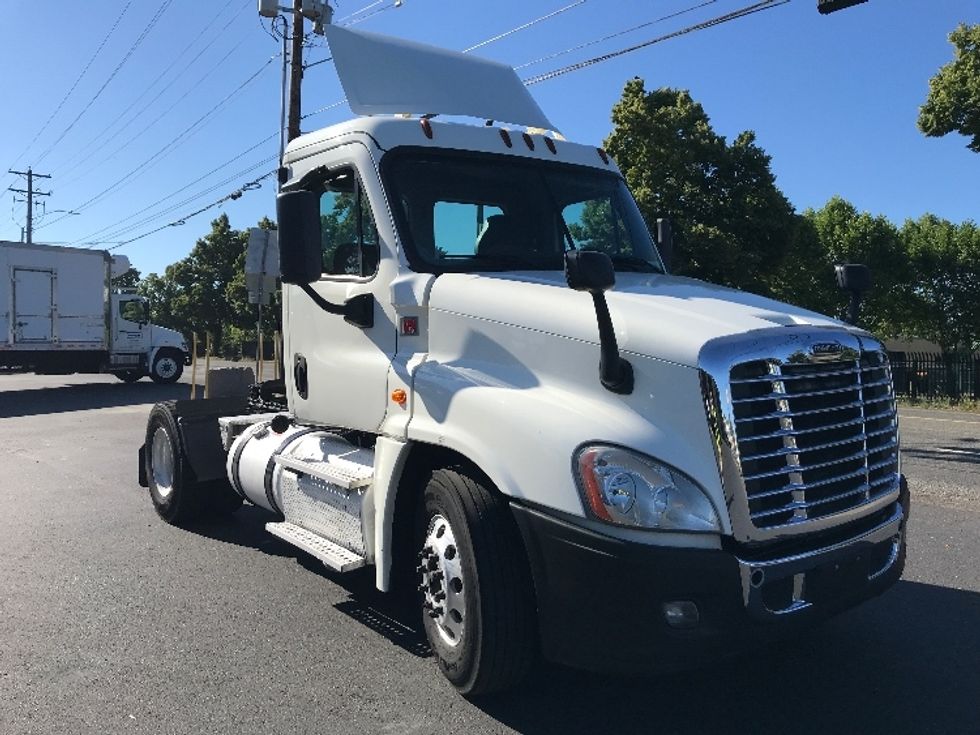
[1,371,978,735]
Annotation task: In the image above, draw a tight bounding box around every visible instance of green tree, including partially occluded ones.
[139,214,279,352]
[899,215,980,354]
[797,197,908,335]
[918,24,980,152]
[111,267,141,289]
[604,79,796,294]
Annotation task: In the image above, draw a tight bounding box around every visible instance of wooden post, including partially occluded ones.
[204,333,213,398]
[257,330,265,382]
[190,333,199,399]
[274,331,281,381]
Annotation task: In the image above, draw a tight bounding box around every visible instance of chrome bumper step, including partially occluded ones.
[266,521,366,573]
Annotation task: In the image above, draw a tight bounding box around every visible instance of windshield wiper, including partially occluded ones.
[608,254,661,273]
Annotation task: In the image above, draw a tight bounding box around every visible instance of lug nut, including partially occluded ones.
[432,606,444,616]
[426,557,439,570]
[434,591,446,602]
[431,570,444,581]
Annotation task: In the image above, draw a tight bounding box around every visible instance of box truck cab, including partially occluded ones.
[139,26,907,696]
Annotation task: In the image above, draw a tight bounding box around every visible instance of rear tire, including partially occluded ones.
[144,401,242,525]
[150,350,183,384]
[416,467,536,696]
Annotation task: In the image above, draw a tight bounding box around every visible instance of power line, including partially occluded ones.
[57,36,252,188]
[2,1,134,181]
[463,1,587,53]
[32,0,177,168]
[524,0,789,85]
[515,0,717,70]
[52,0,249,179]
[72,137,279,245]
[105,170,277,251]
[40,55,278,231]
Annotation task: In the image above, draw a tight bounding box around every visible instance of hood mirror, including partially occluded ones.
[834,263,871,325]
[565,251,633,395]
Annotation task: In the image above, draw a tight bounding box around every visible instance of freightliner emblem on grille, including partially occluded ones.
[810,341,845,361]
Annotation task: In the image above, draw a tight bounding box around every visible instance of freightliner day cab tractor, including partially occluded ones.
[139,26,908,695]
[1,241,189,382]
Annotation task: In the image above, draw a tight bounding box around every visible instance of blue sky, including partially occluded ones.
[0,0,976,277]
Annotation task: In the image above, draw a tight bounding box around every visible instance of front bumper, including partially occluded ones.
[512,477,908,673]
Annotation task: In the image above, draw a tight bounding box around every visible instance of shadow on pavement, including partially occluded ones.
[186,503,433,659]
[473,579,980,735]
[904,445,980,465]
[0,381,189,418]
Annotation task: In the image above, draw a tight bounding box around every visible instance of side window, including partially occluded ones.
[564,198,633,256]
[433,202,504,258]
[119,299,146,323]
[319,168,380,277]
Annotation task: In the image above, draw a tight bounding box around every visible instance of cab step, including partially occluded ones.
[265,521,366,573]
[275,453,374,490]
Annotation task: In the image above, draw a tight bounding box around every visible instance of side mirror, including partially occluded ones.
[277,191,322,285]
[834,263,871,326]
[565,250,615,293]
[564,250,633,395]
[656,218,673,273]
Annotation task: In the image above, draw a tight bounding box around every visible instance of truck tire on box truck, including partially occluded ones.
[0,241,188,382]
[138,26,908,695]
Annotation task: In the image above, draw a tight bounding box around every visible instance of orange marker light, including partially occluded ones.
[391,389,408,405]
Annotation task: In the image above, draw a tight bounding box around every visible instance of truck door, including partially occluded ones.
[285,155,398,432]
[112,295,150,354]
[13,268,54,342]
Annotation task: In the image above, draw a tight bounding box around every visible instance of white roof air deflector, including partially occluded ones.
[325,26,557,132]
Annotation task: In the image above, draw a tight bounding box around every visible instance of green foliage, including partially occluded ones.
[899,215,980,353]
[111,267,141,289]
[138,214,279,352]
[918,24,980,152]
[604,79,796,293]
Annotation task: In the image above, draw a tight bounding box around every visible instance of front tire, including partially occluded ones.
[150,349,183,384]
[144,402,242,525]
[416,468,536,696]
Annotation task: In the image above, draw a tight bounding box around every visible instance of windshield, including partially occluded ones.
[382,150,664,274]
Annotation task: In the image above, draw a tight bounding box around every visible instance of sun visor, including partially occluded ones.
[325,25,557,132]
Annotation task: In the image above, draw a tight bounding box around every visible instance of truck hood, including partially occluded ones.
[427,271,848,368]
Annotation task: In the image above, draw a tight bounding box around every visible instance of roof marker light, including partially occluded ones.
[544,137,557,155]
[522,133,535,151]
[597,148,609,165]
[500,129,513,148]
[420,118,433,139]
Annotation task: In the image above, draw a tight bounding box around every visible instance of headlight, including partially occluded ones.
[574,445,720,532]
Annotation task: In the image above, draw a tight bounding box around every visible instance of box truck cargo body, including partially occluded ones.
[1,241,188,382]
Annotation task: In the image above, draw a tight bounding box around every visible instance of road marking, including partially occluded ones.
[900,415,980,426]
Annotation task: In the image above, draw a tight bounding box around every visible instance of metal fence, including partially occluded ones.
[888,352,980,399]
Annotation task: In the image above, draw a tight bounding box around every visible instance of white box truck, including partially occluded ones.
[1,241,189,382]
[138,26,908,695]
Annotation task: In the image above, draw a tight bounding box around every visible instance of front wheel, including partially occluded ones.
[150,350,183,384]
[416,468,536,696]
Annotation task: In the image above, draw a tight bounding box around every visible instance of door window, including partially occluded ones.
[319,168,379,277]
[119,299,147,323]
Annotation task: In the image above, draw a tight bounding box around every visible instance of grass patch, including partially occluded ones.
[897,396,980,413]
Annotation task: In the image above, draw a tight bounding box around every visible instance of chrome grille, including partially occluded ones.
[729,351,899,530]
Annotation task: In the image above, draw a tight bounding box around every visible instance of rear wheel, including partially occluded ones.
[150,350,183,384]
[416,468,536,696]
[144,402,241,525]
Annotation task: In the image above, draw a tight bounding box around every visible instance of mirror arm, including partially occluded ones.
[592,292,634,395]
[297,284,374,329]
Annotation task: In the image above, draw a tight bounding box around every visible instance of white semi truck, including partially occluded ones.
[0,241,189,382]
[139,27,907,695]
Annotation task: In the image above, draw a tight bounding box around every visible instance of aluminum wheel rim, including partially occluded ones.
[419,514,466,648]
[150,426,175,499]
[155,357,178,379]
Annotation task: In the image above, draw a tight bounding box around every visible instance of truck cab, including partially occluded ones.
[139,26,907,695]
[109,290,188,384]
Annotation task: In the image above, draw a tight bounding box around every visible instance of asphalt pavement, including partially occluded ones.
[1,370,978,735]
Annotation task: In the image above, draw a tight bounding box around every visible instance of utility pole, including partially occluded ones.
[8,167,52,245]
[287,0,305,143]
